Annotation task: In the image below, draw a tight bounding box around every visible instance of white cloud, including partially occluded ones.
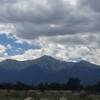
[7,44,12,49]
[0,24,14,34]
[0,44,6,54]
[10,49,43,61]
[0,44,7,61]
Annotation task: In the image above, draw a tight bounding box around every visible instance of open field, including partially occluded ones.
[0,90,100,100]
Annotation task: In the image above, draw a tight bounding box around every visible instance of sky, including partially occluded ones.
[0,0,100,64]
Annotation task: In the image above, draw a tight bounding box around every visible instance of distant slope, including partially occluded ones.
[0,55,100,85]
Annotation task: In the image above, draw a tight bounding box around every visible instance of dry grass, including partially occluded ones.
[0,90,99,100]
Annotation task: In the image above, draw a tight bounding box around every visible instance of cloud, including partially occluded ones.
[46,33,100,48]
[80,0,100,12]
[0,24,14,34]
[0,0,99,39]
[3,33,100,65]
[34,34,100,65]
[0,0,100,65]
[7,44,12,49]
[0,44,6,55]
[10,49,43,61]
[0,0,97,39]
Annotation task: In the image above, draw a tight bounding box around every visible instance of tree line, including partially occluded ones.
[0,78,100,93]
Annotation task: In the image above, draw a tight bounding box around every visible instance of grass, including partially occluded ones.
[0,90,99,100]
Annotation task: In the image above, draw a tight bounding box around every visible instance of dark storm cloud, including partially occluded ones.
[80,0,100,12]
[0,0,99,39]
[45,34,100,47]
[79,0,100,33]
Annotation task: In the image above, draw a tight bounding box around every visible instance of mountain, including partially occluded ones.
[0,55,100,85]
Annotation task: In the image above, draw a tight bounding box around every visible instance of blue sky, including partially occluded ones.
[0,34,41,56]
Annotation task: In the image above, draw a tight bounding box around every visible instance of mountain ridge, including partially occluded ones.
[0,55,99,70]
[0,55,100,85]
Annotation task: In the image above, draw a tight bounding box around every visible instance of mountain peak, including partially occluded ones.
[38,55,57,61]
[40,55,54,59]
